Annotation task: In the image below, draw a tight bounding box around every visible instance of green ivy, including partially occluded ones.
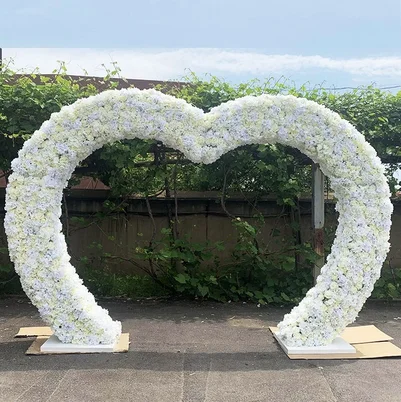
[1,64,401,301]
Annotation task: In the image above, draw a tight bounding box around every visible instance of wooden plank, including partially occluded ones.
[312,163,325,283]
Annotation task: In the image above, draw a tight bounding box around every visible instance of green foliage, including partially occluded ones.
[371,262,401,300]
[0,61,123,174]
[72,212,401,304]
[0,64,93,172]
[1,66,400,196]
[83,216,315,304]
[320,87,401,159]
[157,73,401,196]
[1,64,401,302]
[78,260,169,298]
[0,247,20,294]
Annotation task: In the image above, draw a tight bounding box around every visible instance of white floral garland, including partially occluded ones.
[4,88,392,346]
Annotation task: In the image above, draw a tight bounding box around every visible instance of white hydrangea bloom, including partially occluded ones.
[4,89,392,346]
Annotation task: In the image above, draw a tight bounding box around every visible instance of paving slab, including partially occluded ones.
[0,298,401,402]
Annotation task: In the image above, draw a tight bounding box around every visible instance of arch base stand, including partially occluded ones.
[40,335,117,353]
[15,328,130,355]
[269,326,401,360]
[273,332,356,355]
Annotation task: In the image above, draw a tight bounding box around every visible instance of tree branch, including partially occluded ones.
[220,166,235,219]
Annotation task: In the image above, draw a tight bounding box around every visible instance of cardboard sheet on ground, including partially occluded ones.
[15,326,53,337]
[25,333,130,355]
[340,325,393,344]
[269,325,401,359]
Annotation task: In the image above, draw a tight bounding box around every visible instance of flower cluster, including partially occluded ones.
[5,89,392,346]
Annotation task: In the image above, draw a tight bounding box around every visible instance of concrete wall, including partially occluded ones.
[1,189,400,273]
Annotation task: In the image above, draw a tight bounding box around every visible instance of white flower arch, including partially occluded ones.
[5,89,392,346]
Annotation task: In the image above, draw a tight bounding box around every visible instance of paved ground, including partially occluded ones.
[1,298,401,402]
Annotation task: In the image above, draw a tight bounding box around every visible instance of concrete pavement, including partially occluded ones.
[1,298,401,402]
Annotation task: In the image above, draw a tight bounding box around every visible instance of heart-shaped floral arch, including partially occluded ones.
[4,89,392,346]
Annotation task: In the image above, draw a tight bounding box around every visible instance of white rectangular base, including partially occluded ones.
[40,335,116,353]
[273,333,356,355]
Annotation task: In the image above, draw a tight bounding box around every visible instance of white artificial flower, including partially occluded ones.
[4,90,392,346]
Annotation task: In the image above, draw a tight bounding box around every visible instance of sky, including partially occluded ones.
[1,0,401,88]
